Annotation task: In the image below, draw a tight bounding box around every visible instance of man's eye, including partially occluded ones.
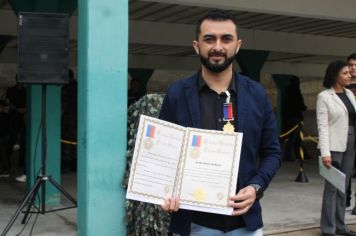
[222,36,233,42]
[204,38,214,42]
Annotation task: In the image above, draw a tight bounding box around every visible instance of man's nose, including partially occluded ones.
[213,40,223,50]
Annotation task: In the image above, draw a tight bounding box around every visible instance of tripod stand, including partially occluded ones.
[1,85,77,236]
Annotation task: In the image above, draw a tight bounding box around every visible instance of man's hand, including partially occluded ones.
[229,186,256,216]
[161,197,180,213]
[322,156,332,168]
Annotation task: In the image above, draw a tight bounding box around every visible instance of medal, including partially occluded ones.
[223,121,235,133]
[223,91,235,133]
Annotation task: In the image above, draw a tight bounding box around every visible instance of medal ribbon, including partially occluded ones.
[223,91,234,121]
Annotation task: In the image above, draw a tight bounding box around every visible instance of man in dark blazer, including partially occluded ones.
[159,9,281,236]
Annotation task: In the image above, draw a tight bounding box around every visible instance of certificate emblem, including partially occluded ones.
[190,135,202,158]
[190,148,200,159]
[194,188,206,202]
[217,192,224,201]
[144,138,153,149]
[144,124,156,149]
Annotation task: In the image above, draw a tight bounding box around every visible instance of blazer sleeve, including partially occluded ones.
[159,85,177,124]
[248,90,281,190]
[316,93,330,157]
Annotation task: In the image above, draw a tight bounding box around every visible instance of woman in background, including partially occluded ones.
[317,60,356,236]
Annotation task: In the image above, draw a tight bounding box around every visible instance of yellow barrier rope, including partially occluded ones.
[304,135,318,144]
[279,124,299,138]
[61,139,77,145]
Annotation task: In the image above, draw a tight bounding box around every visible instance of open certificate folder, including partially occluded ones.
[126,115,243,215]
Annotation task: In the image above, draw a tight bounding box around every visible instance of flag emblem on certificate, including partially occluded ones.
[146,124,156,138]
[192,135,202,147]
[144,124,156,149]
[190,135,202,158]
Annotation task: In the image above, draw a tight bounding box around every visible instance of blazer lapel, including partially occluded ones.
[345,89,356,111]
[235,72,247,133]
[183,74,201,128]
[330,88,348,112]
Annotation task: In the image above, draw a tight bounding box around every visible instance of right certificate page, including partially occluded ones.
[176,128,243,215]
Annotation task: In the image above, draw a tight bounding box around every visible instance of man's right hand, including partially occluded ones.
[161,197,180,213]
[322,156,332,168]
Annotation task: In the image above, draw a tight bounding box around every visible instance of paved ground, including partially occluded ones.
[2,142,356,235]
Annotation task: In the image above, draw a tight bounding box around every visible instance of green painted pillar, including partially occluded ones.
[27,86,61,205]
[235,49,269,82]
[272,74,293,134]
[77,0,128,235]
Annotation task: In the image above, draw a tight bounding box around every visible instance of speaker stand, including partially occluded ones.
[1,85,77,236]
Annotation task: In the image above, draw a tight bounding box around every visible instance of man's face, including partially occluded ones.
[348,59,356,79]
[193,20,242,73]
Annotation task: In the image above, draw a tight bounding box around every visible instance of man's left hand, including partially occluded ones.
[228,186,256,216]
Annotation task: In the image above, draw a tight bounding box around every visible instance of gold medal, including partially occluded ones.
[223,121,235,133]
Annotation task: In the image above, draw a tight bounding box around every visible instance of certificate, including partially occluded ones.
[126,115,243,215]
[319,156,346,193]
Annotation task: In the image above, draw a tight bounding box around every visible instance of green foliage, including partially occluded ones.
[123,93,170,236]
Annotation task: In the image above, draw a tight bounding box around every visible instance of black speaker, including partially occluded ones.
[18,12,69,84]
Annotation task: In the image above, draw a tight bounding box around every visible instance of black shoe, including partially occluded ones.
[336,230,356,236]
[322,233,335,236]
[352,206,356,215]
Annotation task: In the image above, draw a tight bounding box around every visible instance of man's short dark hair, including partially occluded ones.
[195,9,239,39]
[323,60,347,88]
[347,53,356,62]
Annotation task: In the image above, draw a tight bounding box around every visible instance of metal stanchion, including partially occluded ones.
[295,122,309,183]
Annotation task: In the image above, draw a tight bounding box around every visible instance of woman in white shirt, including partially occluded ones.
[317,60,356,236]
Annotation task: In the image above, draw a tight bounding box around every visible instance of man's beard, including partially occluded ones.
[199,52,235,73]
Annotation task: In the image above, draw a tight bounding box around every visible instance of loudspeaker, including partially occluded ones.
[18,12,69,84]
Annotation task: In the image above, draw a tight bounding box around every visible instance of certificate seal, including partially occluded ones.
[144,138,153,149]
[190,148,200,159]
[194,188,206,202]
[217,192,224,201]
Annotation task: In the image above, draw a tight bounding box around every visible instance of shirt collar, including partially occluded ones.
[198,70,237,95]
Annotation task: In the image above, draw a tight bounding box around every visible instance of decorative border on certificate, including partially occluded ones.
[127,115,185,201]
[176,128,240,209]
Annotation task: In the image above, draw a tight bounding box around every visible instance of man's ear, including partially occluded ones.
[235,39,242,55]
[193,40,199,55]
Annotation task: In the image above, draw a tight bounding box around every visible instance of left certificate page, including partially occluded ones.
[126,115,185,205]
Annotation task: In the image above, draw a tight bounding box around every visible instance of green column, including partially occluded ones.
[235,49,269,82]
[272,74,293,134]
[27,86,61,205]
[77,0,128,235]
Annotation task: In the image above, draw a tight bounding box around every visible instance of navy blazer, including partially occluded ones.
[159,71,281,235]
